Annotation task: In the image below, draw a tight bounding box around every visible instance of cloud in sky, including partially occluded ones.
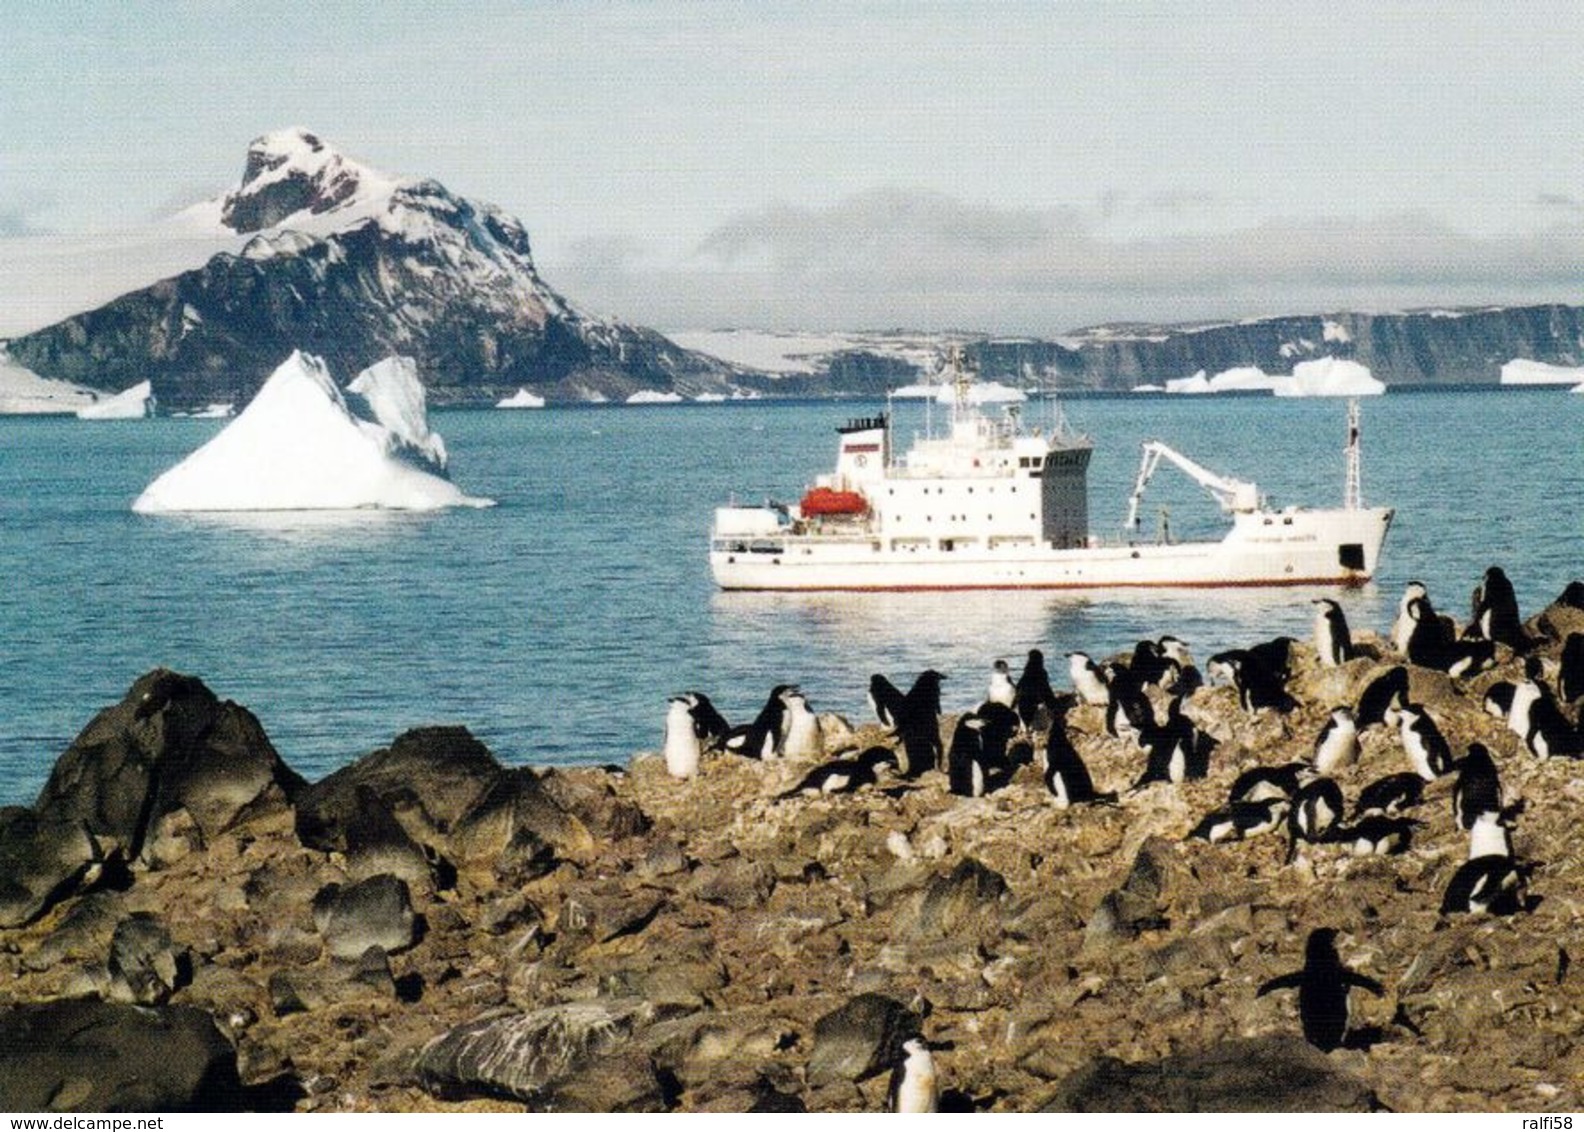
[547,187,1584,334]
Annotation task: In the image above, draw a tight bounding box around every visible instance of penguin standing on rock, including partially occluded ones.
[1312,707,1360,773]
[893,670,947,776]
[663,696,703,779]
[986,659,1016,709]
[1313,599,1354,667]
[1355,666,1409,730]
[1044,725,1117,807]
[1067,651,1111,706]
[724,685,793,759]
[1395,702,1454,780]
[946,714,990,797]
[778,689,823,759]
[886,1036,940,1113]
[1257,927,1385,1052]
[1013,649,1062,732]
[1471,565,1529,652]
[1558,634,1584,703]
[1451,743,1503,830]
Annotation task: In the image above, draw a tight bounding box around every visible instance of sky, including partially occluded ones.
[2,1,1581,335]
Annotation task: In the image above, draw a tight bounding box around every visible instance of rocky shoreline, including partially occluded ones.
[4,592,1584,1112]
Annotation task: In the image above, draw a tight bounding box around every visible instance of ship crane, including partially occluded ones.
[1126,441,1262,531]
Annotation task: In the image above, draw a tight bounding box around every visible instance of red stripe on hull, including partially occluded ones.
[719,575,1372,593]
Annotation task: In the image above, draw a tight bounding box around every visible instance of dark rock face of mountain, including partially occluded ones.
[8,131,746,409]
[1043,305,1584,390]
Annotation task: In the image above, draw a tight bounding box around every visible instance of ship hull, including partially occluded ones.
[711,506,1393,592]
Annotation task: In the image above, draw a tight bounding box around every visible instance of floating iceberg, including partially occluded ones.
[1165,367,1278,395]
[132,351,493,513]
[76,380,153,420]
[626,389,685,404]
[1274,357,1386,398]
[1501,359,1584,386]
[496,388,546,409]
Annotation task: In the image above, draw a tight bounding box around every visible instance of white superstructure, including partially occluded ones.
[710,353,1393,592]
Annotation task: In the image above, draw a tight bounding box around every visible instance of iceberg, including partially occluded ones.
[76,380,153,419]
[1501,359,1584,386]
[1166,367,1278,395]
[626,390,685,404]
[496,388,546,409]
[132,351,492,513]
[1274,357,1386,397]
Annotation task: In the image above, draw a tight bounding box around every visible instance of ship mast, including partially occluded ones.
[1344,397,1362,511]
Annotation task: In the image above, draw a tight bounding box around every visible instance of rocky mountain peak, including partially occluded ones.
[221,128,396,235]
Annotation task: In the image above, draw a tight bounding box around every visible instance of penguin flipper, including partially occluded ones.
[1345,971,1386,997]
[1257,971,1304,996]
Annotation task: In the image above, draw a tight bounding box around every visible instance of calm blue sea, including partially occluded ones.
[2,389,1580,803]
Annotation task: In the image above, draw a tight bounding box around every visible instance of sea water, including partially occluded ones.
[2,388,1580,803]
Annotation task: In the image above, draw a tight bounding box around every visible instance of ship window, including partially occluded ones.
[1339,543,1365,570]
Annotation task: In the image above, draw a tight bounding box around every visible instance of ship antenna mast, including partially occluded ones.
[1344,397,1362,511]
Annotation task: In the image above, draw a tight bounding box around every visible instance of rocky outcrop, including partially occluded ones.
[7,130,749,409]
[0,999,242,1111]
[5,588,1584,1112]
[0,669,301,926]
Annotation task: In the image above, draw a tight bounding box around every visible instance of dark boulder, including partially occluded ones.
[1084,836,1174,949]
[294,726,502,852]
[449,767,594,873]
[807,993,921,1085]
[107,912,190,1005]
[415,999,663,1103]
[0,999,243,1111]
[1043,1034,1376,1111]
[311,874,418,961]
[0,808,109,928]
[37,669,301,852]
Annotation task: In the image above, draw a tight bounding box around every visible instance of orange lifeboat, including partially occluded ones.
[800,487,868,516]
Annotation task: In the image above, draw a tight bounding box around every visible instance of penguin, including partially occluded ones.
[1129,638,1170,687]
[1441,855,1527,916]
[679,691,730,750]
[1481,682,1516,719]
[1229,762,1312,805]
[1524,695,1584,760]
[724,684,793,759]
[973,702,1022,789]
[1188,798,1289,844]
[779,689,823,759]
[1247,636,1299,682]
[1406,597,1495,676]
[1067,651,1111,706]
[1507,658,1547,742]
[1286,777,1346,862]
[1131,696,1199,790]
[1354,665,1409,729]
[1103,662,1156,740]
[1312,707,1360,774]
[1352,772,1424,819]
[1451,742,1502,830]
[1470,565,1529,652]
[1257,927,1385,1052]
[986,659,1016,709]
[1391,581,1433,654]
[1313,598,1353,668]
[777,745,896,799]
[868,673,908,730]
[1043,726,1117,808]
[886,1036,939,1114]
[946,714,989,797]
[1013,649,1061,732]
[663,696,703,779]
[893,669,947,777]
[1395,702,1453,780]
[1466,809,1513,860]
[1157,636,1203,695]
[1338,814,1418,855]
[1212,650,1296,714]
[1559,633,1584,703]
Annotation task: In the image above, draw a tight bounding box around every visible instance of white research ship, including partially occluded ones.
[709,352,1393,592]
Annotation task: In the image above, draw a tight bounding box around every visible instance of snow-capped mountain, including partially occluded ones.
[7,130,750,408]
